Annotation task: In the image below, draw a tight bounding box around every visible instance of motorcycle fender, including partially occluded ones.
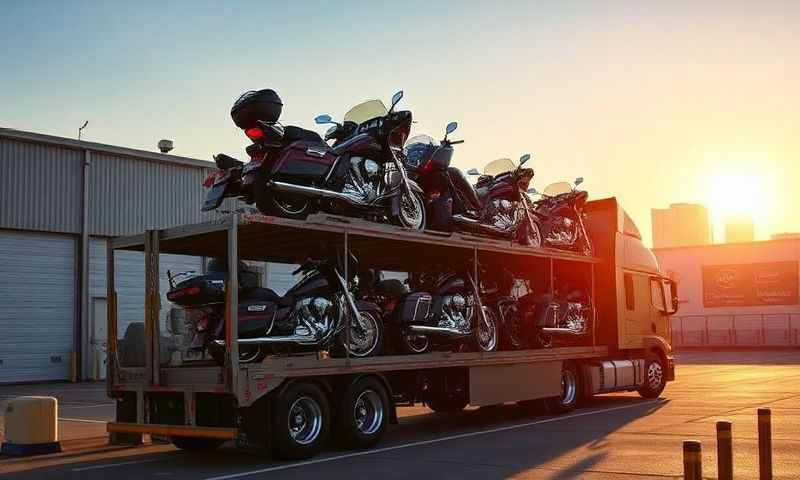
[407,179,423,193]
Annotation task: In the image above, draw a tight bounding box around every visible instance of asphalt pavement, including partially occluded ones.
[2,350,799,479]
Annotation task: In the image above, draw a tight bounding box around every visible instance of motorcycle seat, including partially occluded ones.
[283,125,324,144]
[214,153,244,170]
[245,287,281,301]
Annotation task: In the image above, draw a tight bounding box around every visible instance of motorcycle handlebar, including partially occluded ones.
[449,140,465,145]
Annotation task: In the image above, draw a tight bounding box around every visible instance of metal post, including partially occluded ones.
[344,231,350,360]
[226,216,240,395]
[716,421,733,480]
[758,408,772,480]
[106,241,118,396]
[682,440,702,480]
[590,263,596,348]
[151,231,160,386]
[143,231,155,386]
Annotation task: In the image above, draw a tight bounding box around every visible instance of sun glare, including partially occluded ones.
[708,171,764,219]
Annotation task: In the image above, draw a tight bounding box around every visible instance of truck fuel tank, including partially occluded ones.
[584,359,645,394]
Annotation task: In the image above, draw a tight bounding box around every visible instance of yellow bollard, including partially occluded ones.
[683,440,702,480]
[758,408,772,480]
[716,421,733,480]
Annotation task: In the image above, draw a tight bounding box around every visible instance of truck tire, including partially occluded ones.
[271,382,330,460]
[637,353,666,399]
[545,361,580,414]
[335,377,389,449]
[171,437,224,451]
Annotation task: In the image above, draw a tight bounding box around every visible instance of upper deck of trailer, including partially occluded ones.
[111,212,602,269]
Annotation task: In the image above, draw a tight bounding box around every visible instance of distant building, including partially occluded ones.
[654,237,800,348]
[725,216,755,243]
[651,203,712,248]
[772,233,800,240]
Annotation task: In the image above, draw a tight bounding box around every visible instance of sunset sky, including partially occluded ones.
[2,1,798,245]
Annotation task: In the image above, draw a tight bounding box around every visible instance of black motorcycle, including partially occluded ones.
[203,89,426,231]
[166,255,384,365]
[519,282,592,348]
[403,128,541,245]
[528,179,593,256]
[366,266,499,354]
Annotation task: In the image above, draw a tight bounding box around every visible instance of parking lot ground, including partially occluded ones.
[2,350,799,479]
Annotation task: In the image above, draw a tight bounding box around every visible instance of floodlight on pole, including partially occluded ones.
[78,121,88,140]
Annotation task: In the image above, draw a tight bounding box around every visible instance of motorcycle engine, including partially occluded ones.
[440,293,471,332]
[545,216,578,245]
[489,199,519,231]
[563,301,588,335]
[294,297,335,337]
[342,156,383,204]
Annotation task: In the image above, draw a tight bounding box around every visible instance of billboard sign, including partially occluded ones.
[703,261,799,307]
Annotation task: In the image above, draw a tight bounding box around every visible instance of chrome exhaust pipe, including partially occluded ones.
[541,327,586,336]
[451,215,511,237]
[408,325,471,337]
[269,181,368,207]
[213,334,319,347]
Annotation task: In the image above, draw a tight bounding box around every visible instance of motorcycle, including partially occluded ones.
[165,255,384,365]
[202,89,427,231]
[519,282,592,348]
[528,178,593,256]
[366,265,499,354]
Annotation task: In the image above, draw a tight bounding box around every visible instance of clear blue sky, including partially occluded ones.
[2,1,798,245]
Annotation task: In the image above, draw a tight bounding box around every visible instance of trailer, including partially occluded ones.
[105,198,676,458]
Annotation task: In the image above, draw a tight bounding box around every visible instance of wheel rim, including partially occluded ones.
[560,368,577,406]
[347,312,380,357]
[273,194,309,216]
[353,389,383,436]
[287,396,323,445]
[399,192,425,230]
[404,333,429,353]
[526,221,542,247]
[647,361,663,390]
[477,309,498,352]
[239,346,261,363]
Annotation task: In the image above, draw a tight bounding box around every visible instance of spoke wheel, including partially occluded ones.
[398,191,426,230]
[476,308,499,352]
[524,220,542,247]
[345,311,383,358]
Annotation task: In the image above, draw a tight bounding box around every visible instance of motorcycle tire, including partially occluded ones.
[253,170,311,219]
[398,331,430,354]
[395,190,426,231]
[475,307,499,352]
[208,343,265,366]
[330,310,384,358]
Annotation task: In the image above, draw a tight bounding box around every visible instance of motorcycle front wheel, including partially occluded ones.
[475,307,499,352]
[254,170,311,219]
[332,311,384,358]
[521,219,542,248]
[396,191,426,230]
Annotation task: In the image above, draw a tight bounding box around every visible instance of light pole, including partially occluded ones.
[78,121,88,140]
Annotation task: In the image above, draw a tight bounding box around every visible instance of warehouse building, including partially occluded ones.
[0,128,297,383]
[654,238,800,348]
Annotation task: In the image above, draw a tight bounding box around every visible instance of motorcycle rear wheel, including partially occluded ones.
[254,170,311,219]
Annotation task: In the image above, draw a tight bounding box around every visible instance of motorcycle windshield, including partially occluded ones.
[543,181,573,197]
[483,158,516,176]
[343,100,388,125]
[405,134,436,147]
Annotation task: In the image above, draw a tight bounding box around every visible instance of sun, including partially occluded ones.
[708,171,764,219]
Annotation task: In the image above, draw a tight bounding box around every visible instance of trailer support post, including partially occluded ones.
[144,230,161,386]
[226,216,240,397]
[344,231,350,360]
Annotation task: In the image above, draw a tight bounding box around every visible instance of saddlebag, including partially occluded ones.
[271,140,337,186]
[238,298,277,337]
[395,292,432,324]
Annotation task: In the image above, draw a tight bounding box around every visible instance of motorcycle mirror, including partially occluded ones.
[389,90,404,111]
[467,168,480,175]
[445,121,458,135]
[519,153,531,165]
[575,176,584,186]
[314,114,334,125]
[527,187,539,195]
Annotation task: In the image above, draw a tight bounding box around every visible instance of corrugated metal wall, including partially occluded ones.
[89,152,217,236]
[0,138,83,234]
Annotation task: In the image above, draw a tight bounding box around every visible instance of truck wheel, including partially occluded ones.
[545,362,579,414]
[171,437,224,451]
[335,377,389,449]
[271,382,330,460]
[428,395,468,413]
[637,353,666,399]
